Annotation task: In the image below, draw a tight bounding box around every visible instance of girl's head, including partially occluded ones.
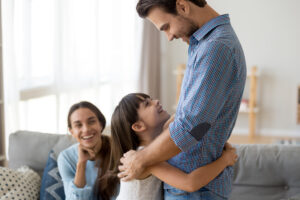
[110,93,170,166]
[67,101,106,149]
[95,93,169,200]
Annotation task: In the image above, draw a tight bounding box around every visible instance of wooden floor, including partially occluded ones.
[228,134,300,144]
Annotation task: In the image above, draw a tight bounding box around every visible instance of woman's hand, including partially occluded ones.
[78,144,97,163]
[221,142,238,166]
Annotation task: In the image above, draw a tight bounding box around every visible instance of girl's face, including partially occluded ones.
[69,108,103,148]
[137,97,170,131]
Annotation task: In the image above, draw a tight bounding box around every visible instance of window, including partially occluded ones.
[2,0,140,135]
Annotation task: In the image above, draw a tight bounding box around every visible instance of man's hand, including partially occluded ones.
[118,150,145,181]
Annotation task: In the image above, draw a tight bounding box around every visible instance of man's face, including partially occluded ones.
[147,7,198,44]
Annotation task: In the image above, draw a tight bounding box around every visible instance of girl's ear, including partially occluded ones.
[131,121,146,133]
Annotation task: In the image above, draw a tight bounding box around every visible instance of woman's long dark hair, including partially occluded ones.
[96,93,150,200]
[67,101,117,200]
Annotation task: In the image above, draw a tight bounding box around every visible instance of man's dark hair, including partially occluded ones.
[136,0,207,18]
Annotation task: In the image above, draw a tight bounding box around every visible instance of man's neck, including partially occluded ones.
[191,4,220,30]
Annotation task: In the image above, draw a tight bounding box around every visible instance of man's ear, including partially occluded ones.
[131,121,146,133]
[176,0,190,16]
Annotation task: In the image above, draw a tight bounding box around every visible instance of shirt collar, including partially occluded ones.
[190,14,230,43]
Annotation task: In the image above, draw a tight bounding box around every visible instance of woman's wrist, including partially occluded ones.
[77,159,88,165]
[74,161,87,188]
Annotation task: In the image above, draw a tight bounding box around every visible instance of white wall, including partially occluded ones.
[160,0,300,137]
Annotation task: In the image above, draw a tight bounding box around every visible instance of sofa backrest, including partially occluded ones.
[8,131,76,176]
[230,144,300,200]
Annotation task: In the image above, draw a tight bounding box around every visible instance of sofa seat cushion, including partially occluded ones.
[0,166,40,199]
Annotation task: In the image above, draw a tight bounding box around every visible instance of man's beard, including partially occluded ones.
[178,15,199,38]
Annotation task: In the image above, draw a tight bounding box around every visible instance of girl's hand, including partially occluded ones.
[163,114,175,130]
[78,144,96,163]
[221,143,238,166]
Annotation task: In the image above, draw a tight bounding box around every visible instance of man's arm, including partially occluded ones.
[139,127,181,165]
[118,127,181,181]
[119,41,238,181]
[149,143,237,192]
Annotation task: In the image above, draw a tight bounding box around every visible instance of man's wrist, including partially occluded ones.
[138,147,153,168]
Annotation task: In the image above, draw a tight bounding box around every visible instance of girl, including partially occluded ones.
[58,101,117,200]
[97,93,237,200]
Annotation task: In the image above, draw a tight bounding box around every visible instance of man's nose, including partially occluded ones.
[166,32,174,41]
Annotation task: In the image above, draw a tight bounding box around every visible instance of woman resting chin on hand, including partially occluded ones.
[57,101,114,200]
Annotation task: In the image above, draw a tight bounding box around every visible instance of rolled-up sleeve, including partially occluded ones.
[169,41,236,152]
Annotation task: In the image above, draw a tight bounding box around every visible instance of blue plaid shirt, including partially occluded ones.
[166,14,246,198]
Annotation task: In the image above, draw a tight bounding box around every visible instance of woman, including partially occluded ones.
[58,101,117,200]
[97,93,237,200]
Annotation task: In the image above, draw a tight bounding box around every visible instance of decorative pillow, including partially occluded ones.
[40,150,65,200]
[0,166,40,199]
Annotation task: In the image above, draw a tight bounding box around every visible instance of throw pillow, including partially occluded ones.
[0,166,40,199]
[40,150,65,200]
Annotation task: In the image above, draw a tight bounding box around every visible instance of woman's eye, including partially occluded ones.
[74,124,82,128]
[89,120,96,124]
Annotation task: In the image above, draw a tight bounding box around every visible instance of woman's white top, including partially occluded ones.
[116,147,163,200]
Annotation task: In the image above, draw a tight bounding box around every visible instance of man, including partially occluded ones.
[118,0,246,199]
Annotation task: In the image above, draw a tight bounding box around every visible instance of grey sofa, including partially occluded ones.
[231,144,300,200]
[8,131,300,200]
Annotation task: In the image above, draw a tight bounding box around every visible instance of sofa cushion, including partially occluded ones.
[40,150,65,200]
[0,166,40,199]
[230,144,300,200]
[9,131,76,177]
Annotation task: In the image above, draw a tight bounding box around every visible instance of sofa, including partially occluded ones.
[7,130,300,200]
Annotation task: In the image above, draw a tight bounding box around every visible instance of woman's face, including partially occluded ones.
[69,108,103,148]
[137,97,170,130]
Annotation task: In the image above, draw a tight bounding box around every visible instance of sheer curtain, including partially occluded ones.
[2,0,149,151]
[137,20,161,99]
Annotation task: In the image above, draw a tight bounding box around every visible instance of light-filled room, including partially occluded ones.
[0,0,300,200]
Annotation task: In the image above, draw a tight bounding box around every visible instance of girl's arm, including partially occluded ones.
[148,144,237,193]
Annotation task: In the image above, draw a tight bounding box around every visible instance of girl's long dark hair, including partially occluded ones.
[96,93,150,200]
